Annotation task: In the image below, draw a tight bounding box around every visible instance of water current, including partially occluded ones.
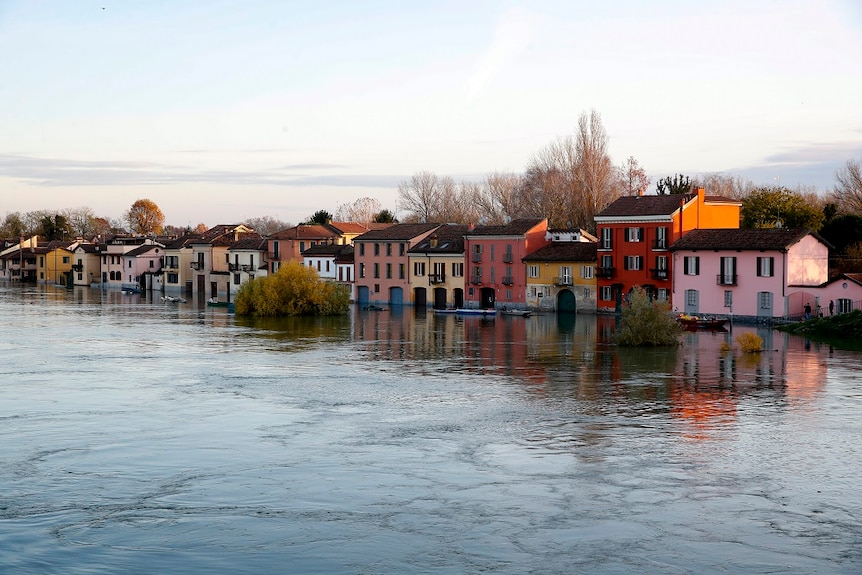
[1,284,860,574]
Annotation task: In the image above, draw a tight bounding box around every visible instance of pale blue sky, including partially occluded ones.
[2,0,861,227]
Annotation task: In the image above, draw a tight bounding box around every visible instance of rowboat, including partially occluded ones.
[500,308,531,317]
[676,315,728,330]
[433,308,496,316]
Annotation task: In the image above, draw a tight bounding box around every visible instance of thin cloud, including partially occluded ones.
[463,7,537,105]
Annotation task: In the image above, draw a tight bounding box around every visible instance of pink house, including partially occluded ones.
[463,219,550,310]
[670,228,830,319]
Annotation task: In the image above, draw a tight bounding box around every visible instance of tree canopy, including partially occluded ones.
[126,199,165,235]
[655,174,692,195]
[234,260,349,317]
[305,210,333,225]
[740,187,825,231]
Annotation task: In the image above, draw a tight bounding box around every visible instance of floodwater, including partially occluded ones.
[1,284,860,574]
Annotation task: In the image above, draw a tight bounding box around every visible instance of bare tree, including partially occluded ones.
[523,109,618,230]
[63,206,98,238]
[834,158,862,214]
[467,172,524,224]
[693,174,756,200]
[244,216,292,235]
[618,156,650,196]
[333,197,381,223]
[398,171,442,223]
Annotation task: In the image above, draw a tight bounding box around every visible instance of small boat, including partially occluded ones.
[433,308,458,314]
[676,314,728,330]
[500,308,531,317]
[162,295,187,303]
[121,285,141,294]
[362,304,387,311]
[207,298,230,307]
[454,308,496,316]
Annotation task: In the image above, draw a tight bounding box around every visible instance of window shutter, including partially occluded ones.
[683,257,689,275]
[694,257,700,275]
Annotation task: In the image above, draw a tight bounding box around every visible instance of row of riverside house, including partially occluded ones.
[3,187,862,319]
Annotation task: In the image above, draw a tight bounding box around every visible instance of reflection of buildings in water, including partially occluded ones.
[670,386,737,441]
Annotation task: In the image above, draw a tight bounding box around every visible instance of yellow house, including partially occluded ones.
[524,242,597,313]
[36,241,75,286]
[407,224,469,309]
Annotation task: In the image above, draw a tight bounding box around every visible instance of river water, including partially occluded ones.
[1,284,860,574]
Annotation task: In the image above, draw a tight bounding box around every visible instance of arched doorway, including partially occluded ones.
[557,289,576,313]
[356,285,370,306]
[452,288,464,309]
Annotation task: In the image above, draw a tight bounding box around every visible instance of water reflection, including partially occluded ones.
[352,307,831,443]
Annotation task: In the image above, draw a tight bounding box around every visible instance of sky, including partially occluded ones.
[2,0,862,228]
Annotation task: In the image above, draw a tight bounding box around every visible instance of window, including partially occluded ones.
[374,283,380,293]
[656,288,668,301]
[386,243,392,256]
[624,256,642,270]
[386,263,392,278]
[655,227,668,249]
[505,289,512,300]
[359,243,365,256]
[686,289,698,306]
[600,228,612,249]
[600,286,612,300]
[399,244,405,256]
[759,291,772,310]
[452,262,464,277]
[234,273,241,285]
[414,261,426,276]
[601,254,613,269]
[373,263,379,278]
[489,244,495,261]
[583,287,591,299]
[559,266,572,283]
[359,263,365,278]
[300,241,306,252]
[756,256,774,277]
[168,273,178,284]
[373,243,380,256]
[837,298,853,313]
[720,257,736,285]
[581,265,593,279]
[626,227,643,242]
[504,244,513,262]
[724,290,733,307]
[528,265,539,278]
[683,256,699,275]
[62,256,70,264]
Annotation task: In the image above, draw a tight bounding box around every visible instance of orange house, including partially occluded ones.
[593,188,740,312]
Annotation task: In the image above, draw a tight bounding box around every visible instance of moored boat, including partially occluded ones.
[676,314,728,330]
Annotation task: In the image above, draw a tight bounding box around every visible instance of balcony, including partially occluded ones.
[650,268,669,280]
[553,276,573,286]
[652,239,668,250]
[71,264,83,272]
[596,266,615,279]
[429,273,446,284]
[190,262,203,270]
[267,252,280,261]
[470,275,482,285]
[229,263,238,271]
[716,274,737,286]
[471,253,482,263]
[502,253,513,263]
[501,275,514,285]
[241,264,254,272]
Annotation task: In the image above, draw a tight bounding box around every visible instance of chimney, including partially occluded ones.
[429,234,438,248]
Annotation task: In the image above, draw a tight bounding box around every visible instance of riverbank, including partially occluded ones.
[776,309,862,339]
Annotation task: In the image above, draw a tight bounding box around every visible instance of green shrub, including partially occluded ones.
[612,286,682,346]
[234,260,350,317]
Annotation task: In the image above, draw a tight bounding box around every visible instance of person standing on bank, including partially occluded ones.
[804,302,812,320]
[829,300,834,316]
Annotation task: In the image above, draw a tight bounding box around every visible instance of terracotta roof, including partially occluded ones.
[596,194,740,219]
[327,222,371,235]
[408,224,469,254]
[198,225,247,241]
[669,228,824,251]
[126,244,161,257]
[465,218,545,236]
[212,232,264,247]
[269,224,340,240]
[162,234,201,249]
[354,223,440,241]
[523,242,597,262]
[228,236,268,250]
